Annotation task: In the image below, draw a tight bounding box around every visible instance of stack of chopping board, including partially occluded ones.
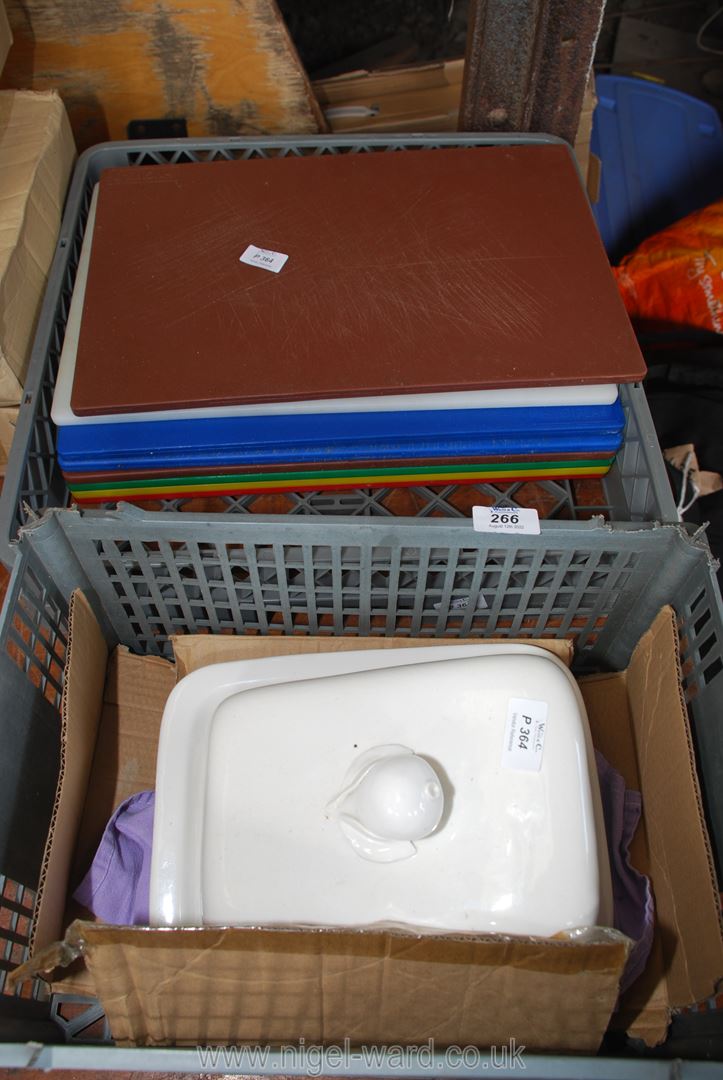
[52,145,644,505]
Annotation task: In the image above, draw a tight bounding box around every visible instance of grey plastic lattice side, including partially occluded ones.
[0,543,67,1008]
[0,133,678,569]
[16,507,723,871]
[19,509,696,658]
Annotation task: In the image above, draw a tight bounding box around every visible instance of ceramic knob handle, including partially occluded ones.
[341,751,444,842]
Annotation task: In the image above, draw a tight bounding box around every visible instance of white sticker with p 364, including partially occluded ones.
[239,244,289,274]
[501,697,549,771]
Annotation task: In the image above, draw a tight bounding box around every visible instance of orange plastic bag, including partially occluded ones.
[614,200,723,333]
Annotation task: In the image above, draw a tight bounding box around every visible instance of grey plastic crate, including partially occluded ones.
[0,133,677,568]
[0,512,722,1072]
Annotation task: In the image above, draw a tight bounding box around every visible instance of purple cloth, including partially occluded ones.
[74,757,655,993]
[595,749,655,993]
[73,789,154,925]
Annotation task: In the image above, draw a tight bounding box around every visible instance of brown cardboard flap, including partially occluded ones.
[586,153,602,204]
[0,402,17,471]
[573,76,596,196]
[172,634,574,680]
[8,931,84,990]
[580,668,669,1045]
[30,592,108,954]
[73,922,627,1051]
[625,608,723,1007]
[71,645,175,889]
[580,608,723,1037]
[615,986,671,1049]
[48,641,176,997]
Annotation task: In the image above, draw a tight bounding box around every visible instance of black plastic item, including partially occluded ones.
[0,997,59,1045]
[0,654,61,888]
[660,1006,723,1062]
[643,332,723,585]
[127,117,188,139]
[601,1007,723,1062]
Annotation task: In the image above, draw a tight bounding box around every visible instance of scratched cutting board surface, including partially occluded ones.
[71,145,645,416]
[53,186,617,427]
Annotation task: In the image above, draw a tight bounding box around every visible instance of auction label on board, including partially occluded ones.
[501,697,548,772]
[473,505,540,535]
[240,244,289,273]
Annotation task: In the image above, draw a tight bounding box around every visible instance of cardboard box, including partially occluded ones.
[12,595,723,1051]
[314,59,464,135]
[0,1,11,75]
[0,89,75,406]
[0,402,17,472]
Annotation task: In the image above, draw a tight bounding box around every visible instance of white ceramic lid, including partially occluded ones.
[150,645,613,936]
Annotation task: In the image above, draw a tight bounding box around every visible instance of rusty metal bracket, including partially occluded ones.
[460,0,604,143]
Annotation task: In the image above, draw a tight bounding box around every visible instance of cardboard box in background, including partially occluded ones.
[314,62,600,201]
[0,3,16,469]
[314,58,465,134]
[12,596,723,1051]
[575,82,601,203]
[0,402,17,474]
[0,89,75,426]
[0,1,11,74]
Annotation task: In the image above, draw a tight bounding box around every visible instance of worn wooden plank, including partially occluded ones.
[1,0,325,150]
[460,0,603,144]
